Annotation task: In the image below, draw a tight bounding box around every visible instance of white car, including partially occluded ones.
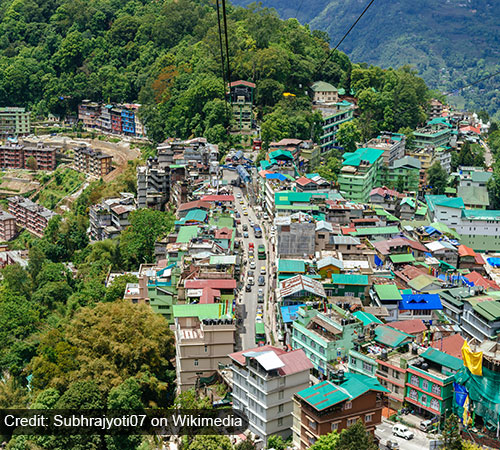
[250,261,256,269]
[392,424,414,440]
[236,192,241,198]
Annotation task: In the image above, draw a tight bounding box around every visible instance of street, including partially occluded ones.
[375,420,436,450]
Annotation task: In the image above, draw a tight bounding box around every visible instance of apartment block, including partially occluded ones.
[78,101,100,128]
[73,146,113,177]
[173,304,235,392]
[89,193,135,241]
[413,118,452,149]
[366,132,406,166]
[0,142,57,170]
[0,210,17,241]
[228,80,255,131]
[7,196,57,237]
[230,346,312,445]
[293,373,388,449]
[0,107,30,136]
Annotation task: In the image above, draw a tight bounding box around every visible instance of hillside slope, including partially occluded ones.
[233,0,500,118]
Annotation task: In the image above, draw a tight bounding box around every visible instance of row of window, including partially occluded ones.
[408,375,441,395]
[408,389,440,411]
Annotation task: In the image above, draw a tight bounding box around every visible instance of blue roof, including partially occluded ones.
[280,304,306,323]
[265,173,287,181]
[399,294,443,311]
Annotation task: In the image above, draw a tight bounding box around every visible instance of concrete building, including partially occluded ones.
[429,99,444,119]
[366,132,406,166]
[230,346,313,445]
[293,373,388,449]
[0,210,17,241]
[383,156,421,192]
[276,220,316,257]
[0,142,57,170]
[318,104,355,153]
[7,196,57,237]
[78,101,100,128]
[461,298,500,342]
[73,146,113,177]
[89,193,136,241]
[228,80,255,131]
[413,118,452,149]
[338,147,385,202]
[0,107,30,136]
[311,81,339,104]
[174,303,236,393]
[96,104,112,133]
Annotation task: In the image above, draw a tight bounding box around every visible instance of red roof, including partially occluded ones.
[296,176,315,186]
[178,200,211,212]
[465,271,499,290]
[460,125,481,134]
[214,227,233,239]
[388,319,427,335]
[341,227,356,235]
[229,80,256,88]
[373,237,427,256]
[474,253,486,265]
[185,279,237,289]
[270,138,303,146]
[369,186,404,199]
[199,288,221,304]
[458,244,476,257]
[228,346,313,376]
[200,194,235,202]
[431,334,465,360]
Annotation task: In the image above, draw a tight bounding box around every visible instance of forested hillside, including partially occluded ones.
[0,0,432,145]
[232,0,500,119]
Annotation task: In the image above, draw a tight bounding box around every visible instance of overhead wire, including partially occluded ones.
[443,69,500,96]
[215,0,230,127]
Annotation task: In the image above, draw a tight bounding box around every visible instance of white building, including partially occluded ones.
[229,346,312,445]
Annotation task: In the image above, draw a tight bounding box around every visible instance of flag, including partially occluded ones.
[463,395,472,427]
[462,340,483,376]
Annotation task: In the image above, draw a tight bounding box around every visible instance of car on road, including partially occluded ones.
[258,275,265,286]
[380,439,399,450]
[248,270,254,277]
[242,210,248,216]
[249,220,254,227]
[255,316,263,323]
[242,224,248,231]
[419,419,434,432]
[260,266,266,275]
[243,231,249,238]
[263,213,269,220]
[239,199,244,205]
[392,424,414,440]
[248,276,255,286]
[249,261,256,269]
[249,242,254,249]
[235,212,240,218]
[258,289,264,303]
[245,284,252,292]
[256,305,263,317]
[236,192,241,198]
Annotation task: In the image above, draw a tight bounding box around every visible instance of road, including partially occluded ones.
[224,168,271,351]
[375,420,436,450]
[480,138,494,168]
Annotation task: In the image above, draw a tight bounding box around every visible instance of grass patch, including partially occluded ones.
[33,167,86,210]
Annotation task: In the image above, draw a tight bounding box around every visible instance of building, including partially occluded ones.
[173,303,235,392]
[73,146,113,177]
[88,193,136,241]
[0,142,57,170]
[7,196,57,237]
[0,210,17,241]
[230,346,313,445]
[318,103,355,152]
[78,101,100,128]
[292,373,388,449]
[0,107,30,136]
[461,298,500,342]
[291,306,363,378]
[311,81,339,104]
[327,274,369,301]
[228,80,255,131]
[338,148,384,202]
[406,348,462,418]
[276,221,316,257]
[429,99,444,119]
[413,118,452,149]
[383,156,421,192]
[97,105,112,133]
[366,132,406,166]
[121,107,136,135]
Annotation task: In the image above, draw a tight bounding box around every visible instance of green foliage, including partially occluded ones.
[427,162,449,194]
[336,121,361,153]
[451,142,485,172]
[267,434,287,450]
[34,167,86,210]
[315,153,341,183]
[185,435,233,450]
[335,420,377,450]
[442,414,462,450]
[488,162,500,209]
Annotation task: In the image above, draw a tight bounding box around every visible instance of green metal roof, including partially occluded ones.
[468,299,500,322]
[342,147,384,167]
[389,254,416,264]
[457,185,489,207]
[278,259,306,273]
[408,274,440,291]
[351,226,400,237]
[435,197,465,209]
[374,284,402,301]
[268,149,293,161]
[173,303,233,319]
[185,209,207,222]
[176,226,199,243]
[331,274,369,285]
[375,325,413,348]
[471,171,492,183]
[352,311,383,326]
[311,81,338,92]
[274,191,327,205]
[421,347,463,371]
[462,209,500,221]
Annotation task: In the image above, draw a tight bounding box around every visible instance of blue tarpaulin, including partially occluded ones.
[280,304,305,323]
[374,255,383,267]
[265,173,286,181]
[487,257,500,268]
[454,382,468,407]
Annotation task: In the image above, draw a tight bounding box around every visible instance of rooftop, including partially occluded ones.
[374,284,402,301]
[342,147,384,167]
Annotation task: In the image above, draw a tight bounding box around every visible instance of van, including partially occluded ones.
[392,424,414,440]
[419,419,433,432]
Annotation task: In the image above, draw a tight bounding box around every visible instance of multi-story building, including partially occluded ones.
[461,298,500,341]
[407,147,436,187]
[338,147,384,202]
[326,274,370,301]
[0,107,30,136]
[228,80,255,131]
[229,346,312,445]
[78,101,100,128]
[366,132,406,166]
[7,196,57,237]
[0,142,57,170]
[111,107,122,134]
[97,105,112,133]
[121,106,136,135]
[311,81,339,104]
[429,99,444,119]
[88,193,135,241]
[73,146,113,177]
[291,306,363,378]
[405,348,462,418]
[413,118,452,149]
[318,104,355,152]
[173,303,235,392]
[0,210,17,241]
[381,156,421,192]
[292,373,388,449]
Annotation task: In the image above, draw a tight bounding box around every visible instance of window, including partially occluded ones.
[431,384,440,395]
[410,375,419,387]
[194,359,199,366]
[421,394,427,405]
[392,370,400,379]
[365,414,373,423]
[278,404,284,413]
[344,401,352,410]
[318,234,325,239]
[394,386,399,394]
[409,389,418,400]
[308,436,316,446]
[331,422,339,431]
[422,379,429,390]
[204,345,208,353]
[279,390,284,399]
[430,398,440,411]
[278,418,283,427]
[347,418,357,426]
[308,419,317,430]
[363,361,373,372]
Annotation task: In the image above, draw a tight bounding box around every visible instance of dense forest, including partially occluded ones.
[0,0,432,145]
[232,0,500,120]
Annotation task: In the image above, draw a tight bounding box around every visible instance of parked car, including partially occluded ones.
[248,276,255,286]
[243,224,248,231]
[258,291,264,303]
[248,242,254,250]
[263,213,269,220]
[250,261,256,269]
[392,424,414,440]
[243,231,249,238]
[258,275,265,286]
[236,192,241,198]
[383,440,400,449]
[260,266,266,275]
[419,419,434,432]
[248,270,254,277]
[249,220,254,227]
[245,284,252,292]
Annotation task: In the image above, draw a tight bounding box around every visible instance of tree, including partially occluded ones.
[335,420,378,450]
[442,414,462,450]
[267,435,286,450]
[26,156,38,171]
[309,431,339,450]
[336,121,361,153]
[399,126,416,150]
[427,162,448,194]
[104,274,138,303]
[185,435,232,450]
[234,439,256,450]
[316,155,341,183]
